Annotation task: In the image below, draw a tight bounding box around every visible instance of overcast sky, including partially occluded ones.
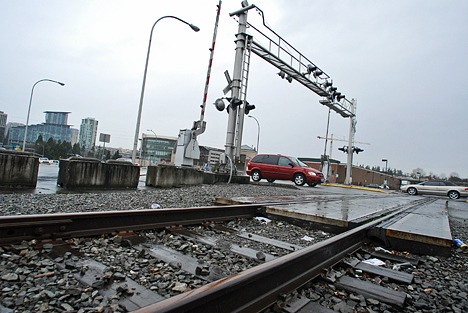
[1,0,467,178]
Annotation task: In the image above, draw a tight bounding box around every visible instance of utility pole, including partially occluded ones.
[225,4,254,163]
[344,99,357,185]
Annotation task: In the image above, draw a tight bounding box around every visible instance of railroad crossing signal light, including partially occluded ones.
[227,97,242,108]
[338,146,348,153]
[353,147,364,154]
[307,64,317,74]
[244,102,256,115]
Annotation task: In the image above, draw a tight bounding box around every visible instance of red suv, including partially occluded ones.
[246,154,324,186]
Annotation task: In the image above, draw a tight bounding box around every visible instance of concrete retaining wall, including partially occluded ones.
[146,165,250,187]
[58,158,139,189]
[0,150,39,188]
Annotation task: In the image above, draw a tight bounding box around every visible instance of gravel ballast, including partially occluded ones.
[0,184,466,312]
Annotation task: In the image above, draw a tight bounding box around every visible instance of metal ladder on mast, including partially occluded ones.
[234,35,253,159]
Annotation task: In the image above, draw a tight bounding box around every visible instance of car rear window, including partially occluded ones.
[251,155,279,165]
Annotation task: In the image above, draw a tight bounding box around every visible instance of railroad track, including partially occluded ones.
[0,199,431,312]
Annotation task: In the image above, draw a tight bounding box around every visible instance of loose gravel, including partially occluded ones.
[0,184,467,312]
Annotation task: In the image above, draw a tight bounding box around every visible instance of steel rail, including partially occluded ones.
[0,204,265,245]
[131,199,432,313]
[0,198,360,245]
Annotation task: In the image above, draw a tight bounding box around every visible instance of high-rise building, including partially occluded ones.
[7,111,78,150]
[79,117,98,150]
[0,111,7,145]
[45,111,69,125]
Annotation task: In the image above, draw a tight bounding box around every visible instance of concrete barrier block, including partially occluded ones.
[0,150,39,188]
[58,158,139,189]
[146,165,250,187]
[105,161,140,188]
[146,165,204,188]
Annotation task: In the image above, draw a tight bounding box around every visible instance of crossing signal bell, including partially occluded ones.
[214,98,226,111]
[214,97,243,114]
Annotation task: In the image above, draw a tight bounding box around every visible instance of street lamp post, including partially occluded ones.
[131,16,200,164]
[147,129,157,137]
[23,79,65,151]
[248,115,260,153]
[382,158,388,187]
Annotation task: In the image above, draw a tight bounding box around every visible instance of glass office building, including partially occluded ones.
[7,111,78,150]
[141,134,177,166]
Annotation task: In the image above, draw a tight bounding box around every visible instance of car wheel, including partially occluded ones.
[267,179,275,183]
[293,173,306,186]
[448,190,460,200]
[307,183,317,187]
[407,187,417,196]
[251,170,261,182]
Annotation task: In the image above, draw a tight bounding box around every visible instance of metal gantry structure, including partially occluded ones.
[218,1,357,183]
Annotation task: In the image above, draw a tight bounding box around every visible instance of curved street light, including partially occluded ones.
[131,16,200,164]
[23,79,65,152]
[248,115,260,153]
[147,129,157,137]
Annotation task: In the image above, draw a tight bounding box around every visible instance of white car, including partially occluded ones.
[401,180,468,200]
[39,157,52,165]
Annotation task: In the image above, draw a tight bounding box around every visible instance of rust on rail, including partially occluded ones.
[0,204,264,245]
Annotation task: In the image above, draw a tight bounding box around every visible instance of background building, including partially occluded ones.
[7,111,78,150]
[197,146,225,169]
[79,117,98,150]
[4,122,23,148]
[140,133,177,166]
[0,111,6,145]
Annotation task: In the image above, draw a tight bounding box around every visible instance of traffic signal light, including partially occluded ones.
[244,102,255,115]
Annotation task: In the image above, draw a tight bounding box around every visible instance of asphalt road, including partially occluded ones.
[22,164,468,221]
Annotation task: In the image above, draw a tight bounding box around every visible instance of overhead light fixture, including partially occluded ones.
[313,69,323,78]
[286,75,293,83]
[277,71,286,79]
[337,94,346,101]
[324,80,333,88]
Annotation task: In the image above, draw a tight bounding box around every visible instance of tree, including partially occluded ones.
[112,150,122,160]
[412,168,426,178]
[72,143,81,156]
[35,135,45,156]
